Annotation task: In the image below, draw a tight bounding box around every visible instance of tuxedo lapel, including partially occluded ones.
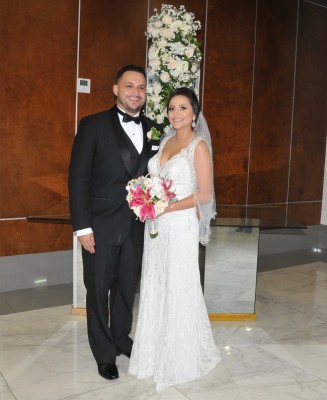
[111,108,135,177]
[136,117,152,177]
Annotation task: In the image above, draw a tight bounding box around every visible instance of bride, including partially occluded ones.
[128,87,220,391]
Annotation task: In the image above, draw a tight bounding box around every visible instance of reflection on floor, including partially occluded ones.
[0,284,72,315]
[0,260,327,399]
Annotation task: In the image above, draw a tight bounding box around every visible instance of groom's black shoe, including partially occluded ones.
[98,363,119,380]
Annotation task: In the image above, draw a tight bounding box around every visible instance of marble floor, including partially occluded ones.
[0,260,327,400]
[0,284,72,315]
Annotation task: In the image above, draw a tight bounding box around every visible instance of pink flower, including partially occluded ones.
[139,198,156,222]
[128,184,156,222]
[128,184,146,206]
[161,179,175,202]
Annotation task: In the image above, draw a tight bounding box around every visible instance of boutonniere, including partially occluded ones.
[147,127,161,142]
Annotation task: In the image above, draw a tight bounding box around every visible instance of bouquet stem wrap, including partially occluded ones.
[148,218,159,238]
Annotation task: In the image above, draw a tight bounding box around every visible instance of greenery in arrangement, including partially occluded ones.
[146,4,202,127]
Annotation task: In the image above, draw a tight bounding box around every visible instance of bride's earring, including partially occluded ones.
[192,118,196,131]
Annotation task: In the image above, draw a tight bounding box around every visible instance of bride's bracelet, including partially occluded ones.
[169,200,178,210]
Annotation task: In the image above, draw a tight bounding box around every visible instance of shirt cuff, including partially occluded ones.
[76,227,93,236]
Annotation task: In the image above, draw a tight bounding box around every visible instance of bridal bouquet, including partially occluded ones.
[126,175,177,238]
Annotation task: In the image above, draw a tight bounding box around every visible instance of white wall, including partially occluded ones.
[0,251,73,292]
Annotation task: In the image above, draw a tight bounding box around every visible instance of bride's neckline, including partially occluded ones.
[159,136,199,168]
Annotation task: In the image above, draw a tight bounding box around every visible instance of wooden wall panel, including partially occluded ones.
[0,0,78,218]
[205,0,256,205]
[77,0,149,119]
[289,1,327,203]
[0,220,72,257]
[0,0,78,255]
[287,202,322,226]
[248,0,297,204]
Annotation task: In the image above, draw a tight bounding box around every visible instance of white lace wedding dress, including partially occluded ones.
[128,136,220,391]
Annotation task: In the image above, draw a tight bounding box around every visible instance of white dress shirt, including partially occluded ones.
[76,108,143,237]
[117,107,144,154]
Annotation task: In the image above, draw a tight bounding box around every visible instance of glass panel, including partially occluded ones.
[75,239,86,309]
[204,226,259,314]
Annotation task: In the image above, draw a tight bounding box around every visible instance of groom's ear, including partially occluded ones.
[113,84,118,96]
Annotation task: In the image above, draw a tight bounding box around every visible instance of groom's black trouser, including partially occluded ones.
[82,230,143,365]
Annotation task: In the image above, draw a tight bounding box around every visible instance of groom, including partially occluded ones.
[68,65,160,380]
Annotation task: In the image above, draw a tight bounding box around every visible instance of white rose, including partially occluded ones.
[150,186,164,199]
[154,200,168,215]
[171,20,182,30]
[162,28,174,39]
[174,42,185,55]
[150,94,161,105]
[185,47,194,58]
[160,52,170,64]
[152,82,162,95]
[175,60,184,74]
[152,175,163,185]
[154,20,163,28]
[146,86,154,95]
[180,22,191,33]
[150,59,160,70]
[157,38,168,48]
[160,71,171,83]
[143,177,153,187]
[183,13,192,23]
[170,68,181,78]
[151,28,160,38]
[148,46,159,60]
[182,61,189,72]
[162,14,173,24]
[156,113,165,124]
[167,58,178,70]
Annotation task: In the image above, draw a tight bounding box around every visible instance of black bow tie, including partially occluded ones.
[117,108,141,124]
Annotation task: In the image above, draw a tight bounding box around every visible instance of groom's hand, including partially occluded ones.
[78,233,95,254]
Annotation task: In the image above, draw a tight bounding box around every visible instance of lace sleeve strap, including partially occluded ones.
[187,136,204,154]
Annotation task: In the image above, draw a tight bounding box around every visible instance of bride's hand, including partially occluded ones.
[164,200,178,214]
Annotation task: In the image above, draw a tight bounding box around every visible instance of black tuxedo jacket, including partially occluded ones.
[68,105,160,246]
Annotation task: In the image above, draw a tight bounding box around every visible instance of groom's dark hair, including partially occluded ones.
[115,65,146,83]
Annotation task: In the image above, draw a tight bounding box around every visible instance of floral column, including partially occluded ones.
[146,4,202,127]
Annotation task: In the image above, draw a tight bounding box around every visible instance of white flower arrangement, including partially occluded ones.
[146,4,202,126]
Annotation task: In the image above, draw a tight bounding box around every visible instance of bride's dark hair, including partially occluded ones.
[166,87,200,122]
